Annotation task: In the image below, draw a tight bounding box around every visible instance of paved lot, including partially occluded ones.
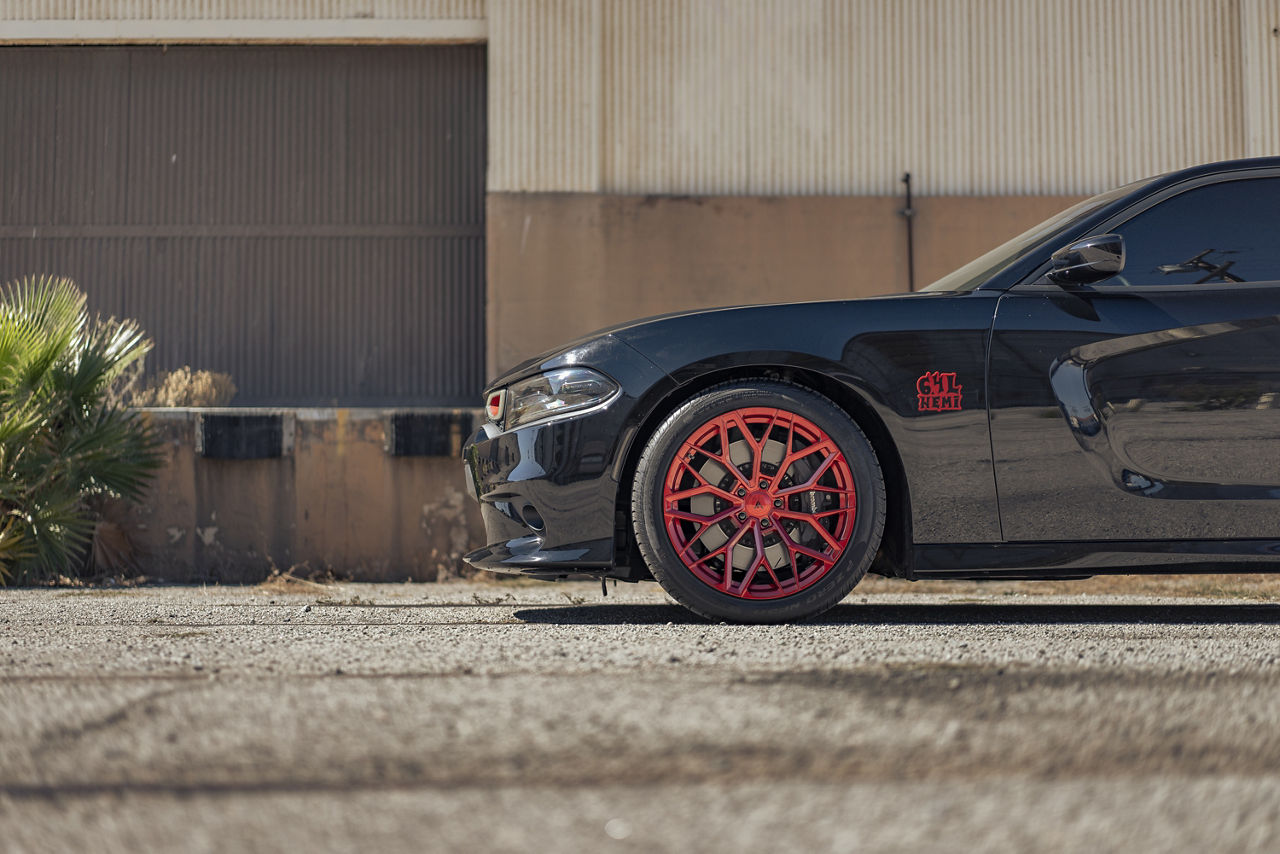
[4,576,1280,853]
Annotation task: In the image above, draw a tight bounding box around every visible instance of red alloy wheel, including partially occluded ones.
[661,407,858,600]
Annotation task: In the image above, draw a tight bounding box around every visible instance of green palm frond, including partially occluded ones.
[0,308,43,389]
[1,276,86,404]
[3,275,86,336]
[0,514,33,583]
[55,407,162,501]
[13,492,95,583]
[53,314,152,414]
[0,397,43,448]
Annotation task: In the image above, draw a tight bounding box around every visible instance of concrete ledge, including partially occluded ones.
[0,18,489,44]
[129,408,487,583]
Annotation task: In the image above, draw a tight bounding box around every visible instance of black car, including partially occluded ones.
[462,156,1280,622]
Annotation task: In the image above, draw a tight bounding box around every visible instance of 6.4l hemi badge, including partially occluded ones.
[916,371,963,412]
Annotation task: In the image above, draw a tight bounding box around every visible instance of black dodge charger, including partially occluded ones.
[463,157,1280,622]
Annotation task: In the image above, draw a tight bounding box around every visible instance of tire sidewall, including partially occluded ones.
[633,381,885,623]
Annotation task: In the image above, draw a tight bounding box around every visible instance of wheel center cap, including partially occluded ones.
[743,490,772,519]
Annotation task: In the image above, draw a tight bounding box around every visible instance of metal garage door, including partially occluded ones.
[0,46,485,406]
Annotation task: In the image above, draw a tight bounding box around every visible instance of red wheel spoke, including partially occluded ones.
[725,408,778,483]
[776,483,856,499]
[673,456,713,484]
[802,516,844,553]
[665,480,738,504]
[815,505,855,517]
[689,521,750,567]
[760,409,782,480]
[678,512,752,573]
[748,526,784,596]
[760,551,782,590]
[731,523,769,595]
[775,506,855,521]
[776,527,834,565]
[674,454,743,491]
[717,420,733,469]
[773,508,851,521]
[724,411,758,481]
[680,446,747,488]
[665,507,734,525]
[769,510,846,553]
[779,543,805,591]
[667,508,741,559]
[792,439,835,462]
[791,542,831,564]
[688,544,729,569]
[771,440,837,489]
[723,411,755,451]
[717,522,756,591]
[799,451,840,489]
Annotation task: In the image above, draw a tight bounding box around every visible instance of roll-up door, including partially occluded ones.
[0,45,486,405]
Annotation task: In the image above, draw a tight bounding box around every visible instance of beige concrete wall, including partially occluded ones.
[486,192,1085,376]
[130,409,485,582]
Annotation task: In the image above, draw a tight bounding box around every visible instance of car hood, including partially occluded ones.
[487,291,950,391]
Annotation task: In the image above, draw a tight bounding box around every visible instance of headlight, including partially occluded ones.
[500,367,619,430]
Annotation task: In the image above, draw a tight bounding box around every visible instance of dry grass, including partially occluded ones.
[313,594,375,606]
[255,565,342,595]
[114,365,238,407]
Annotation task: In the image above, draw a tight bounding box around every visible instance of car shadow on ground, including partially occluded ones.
[512,602,1280,626]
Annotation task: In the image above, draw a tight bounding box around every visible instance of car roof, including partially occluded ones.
[1143,155,1280,190]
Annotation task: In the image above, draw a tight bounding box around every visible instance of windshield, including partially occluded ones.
[921,178,1153,292]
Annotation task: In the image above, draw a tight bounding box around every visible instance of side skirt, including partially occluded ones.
[913,539,1280,579]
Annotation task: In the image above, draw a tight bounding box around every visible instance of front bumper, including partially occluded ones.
[461,408,621,578]
[460,336,671,580]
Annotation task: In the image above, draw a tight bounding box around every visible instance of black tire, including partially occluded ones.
[632,380,886,623]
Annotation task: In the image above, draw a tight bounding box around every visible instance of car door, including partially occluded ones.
[988,173,1280,542]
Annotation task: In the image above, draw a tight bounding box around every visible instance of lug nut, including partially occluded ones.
[762,519,772,528]
[758,480,768,489]
[736,487,747,497]
[737,511,747,521]
[773,498,782,508]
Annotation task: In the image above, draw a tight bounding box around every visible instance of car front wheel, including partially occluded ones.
[632,381,886,623]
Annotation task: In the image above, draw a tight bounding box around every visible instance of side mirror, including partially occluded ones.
[1047,234,1125,285]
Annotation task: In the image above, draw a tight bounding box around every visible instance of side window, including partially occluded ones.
[1104,177,1280,285]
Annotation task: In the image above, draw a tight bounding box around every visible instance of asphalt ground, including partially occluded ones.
[4,574,1280,853]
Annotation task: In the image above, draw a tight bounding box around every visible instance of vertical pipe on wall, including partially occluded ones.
[900,172,915,292]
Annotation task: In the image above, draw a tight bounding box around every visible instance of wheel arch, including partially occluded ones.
[614,364,913,580]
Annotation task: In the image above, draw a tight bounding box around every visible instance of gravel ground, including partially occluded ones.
[3,576,1280,853]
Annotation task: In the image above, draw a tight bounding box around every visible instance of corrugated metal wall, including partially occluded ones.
[1,1,486,20]
[1242,0,1280,156]
[488,0,601,195]
[0,46,486,405]
[489,0,1280,196]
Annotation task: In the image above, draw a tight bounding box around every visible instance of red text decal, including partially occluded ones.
[916,371,963,412]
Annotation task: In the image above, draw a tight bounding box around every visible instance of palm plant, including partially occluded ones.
[0,275,161,584]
